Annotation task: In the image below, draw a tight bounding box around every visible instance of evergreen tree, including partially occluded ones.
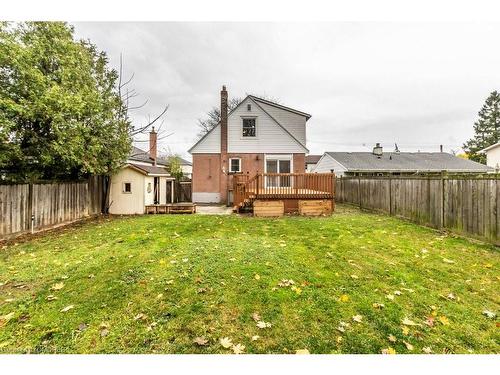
[463,91,500,164]
[0,22,131,182]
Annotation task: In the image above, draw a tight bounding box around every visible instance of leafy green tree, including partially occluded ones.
[463,91,500,164]
[0,22,131,182]
[166,155,184,180]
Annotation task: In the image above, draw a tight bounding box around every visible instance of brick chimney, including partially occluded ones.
[220,85,229,204]
[221,85,228,154]
[149,127,157,165]
[373,143,383,157]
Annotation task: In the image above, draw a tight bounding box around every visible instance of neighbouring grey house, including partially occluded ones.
[305,154,322,172]
[313,143,493,176]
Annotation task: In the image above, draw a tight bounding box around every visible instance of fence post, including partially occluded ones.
[27,182,34,233]
[358,175,362,209]
[388,176,393,215]
[441,170,447,229]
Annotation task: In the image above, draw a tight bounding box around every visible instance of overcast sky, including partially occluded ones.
[73,22,500,159]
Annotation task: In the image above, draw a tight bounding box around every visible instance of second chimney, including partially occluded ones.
[149,127,157,165]
[220,85,228,155]
[373,143,383,157]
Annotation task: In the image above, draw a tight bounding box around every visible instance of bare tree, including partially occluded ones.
[103,55,172,213]
[118,54,172,156]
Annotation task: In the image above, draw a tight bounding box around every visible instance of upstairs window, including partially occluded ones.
[242,118,256,137]
[229,158,241,173]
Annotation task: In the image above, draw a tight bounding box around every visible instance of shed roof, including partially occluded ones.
[128,163,172,176]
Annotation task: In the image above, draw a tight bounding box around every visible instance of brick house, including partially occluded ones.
[188,86,311,205]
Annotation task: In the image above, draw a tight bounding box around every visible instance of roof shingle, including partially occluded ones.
[326,152,493,172]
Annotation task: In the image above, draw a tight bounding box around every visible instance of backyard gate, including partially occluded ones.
[166,180,192,203]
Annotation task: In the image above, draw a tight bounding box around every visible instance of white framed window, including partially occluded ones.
[242,118,256,137]
[229,158,241,173]
[123,182,132,193]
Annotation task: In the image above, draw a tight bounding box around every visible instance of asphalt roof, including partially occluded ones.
[325,152,493,172]
[129,146,191,166]
[128,163,171,176]
[305,154,322,164]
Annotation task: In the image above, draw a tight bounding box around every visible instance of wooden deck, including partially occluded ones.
[233,173,335,214]
[145,203,196,214]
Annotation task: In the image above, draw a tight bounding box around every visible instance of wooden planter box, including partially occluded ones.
[253,200,284,217]
[298,200,333,216]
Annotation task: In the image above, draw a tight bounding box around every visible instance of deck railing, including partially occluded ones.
[233,173,335,208]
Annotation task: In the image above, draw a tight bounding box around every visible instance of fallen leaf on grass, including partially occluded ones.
[388,334,397,343]
[386,294,395,300]
[232,343,245,354]
[278,279,295,287]
[394,290,402,296]
[251,312,261,322]
[381,347,396,354]
[352,315,363,323]
[372,303,385,309]
[134,313,147,321]
[256,321,272,329]
[422,346,433,354]
[46,295,58,301]
[220,337,233,348]
[402,317,421,326]
[60,305,74,313]
[193,337,209,346]
[0,312,15,326]
[438,316,450,325]
[350,274,359,279]
[78,323,88,331]
[442,258,455,264]
[251,335,260,341]
[295,349,310,354]
[403,341,414,351]
[339,294,349,302]
[482,310,496,319]
[254,274,261,280]
[424,316,435,327]
[402,326,410,336]
[291,286,302,295]
[51,282,64,291]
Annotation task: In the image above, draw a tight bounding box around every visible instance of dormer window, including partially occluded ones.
[242,118,256,137]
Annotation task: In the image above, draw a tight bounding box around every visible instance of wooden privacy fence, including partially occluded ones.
[0,176,104,239]
[336,174,500,245]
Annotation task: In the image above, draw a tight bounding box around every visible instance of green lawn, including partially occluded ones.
[0,205,498,354]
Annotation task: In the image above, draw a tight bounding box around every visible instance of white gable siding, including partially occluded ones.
[256,101,307,145]
[485,145,500,169]
[190,124,221,153]
[227,98,307,153]
[313,154,347,175]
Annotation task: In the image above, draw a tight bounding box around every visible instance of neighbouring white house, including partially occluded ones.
[177,157,193,179]
[109,129,176,215]
[313,143,493,176]
[480,142,500,171]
